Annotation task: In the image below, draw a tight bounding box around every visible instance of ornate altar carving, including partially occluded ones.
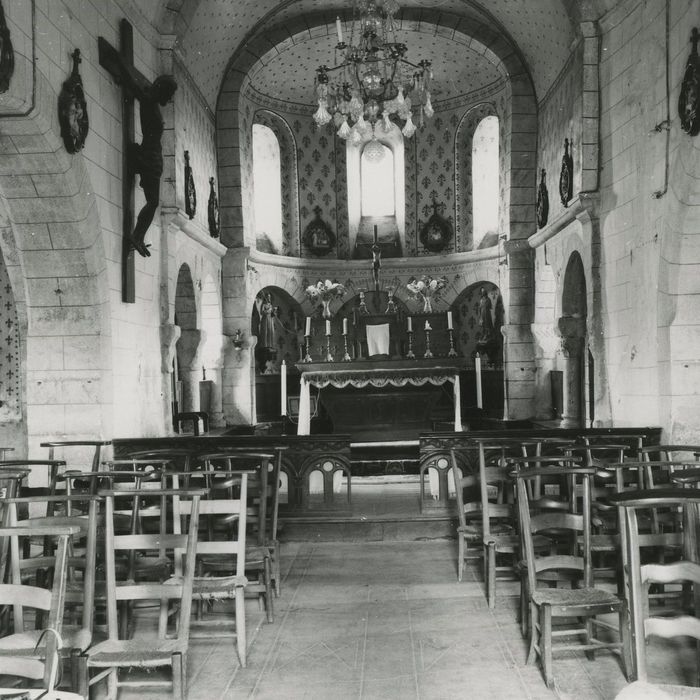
[295,359,463,438]
[184,150,196,219]
[58,49,89,153]
[559,138,573,207]
[303,206,336,255]
[679,28,700,136]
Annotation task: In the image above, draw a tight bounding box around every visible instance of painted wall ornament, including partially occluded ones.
[559,138,573,207]
[0,0,14,93]
[536,168,549,229]
[420,199,452,253]
[679,28,700,137]
[208,177,220,238]
[184,150,196,219]
[58,49,89,153]
[303,206,336,255]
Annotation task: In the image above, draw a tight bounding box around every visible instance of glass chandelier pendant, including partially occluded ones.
[313,0,434,140]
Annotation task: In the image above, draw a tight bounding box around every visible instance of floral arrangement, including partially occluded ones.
[406,275,447,312]
[305,279,346,302]
[305,279,346,318]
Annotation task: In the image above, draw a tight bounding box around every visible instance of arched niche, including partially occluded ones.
[253,111,300,256]
[174,263,202,416]
[558,251,588,428]
[453,281,504,366]
[252,286,304,374]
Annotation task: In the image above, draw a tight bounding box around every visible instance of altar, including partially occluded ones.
[295,359,463,437]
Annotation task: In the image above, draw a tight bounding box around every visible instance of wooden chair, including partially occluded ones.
[473,441,570,608]
[3,493,99,692]
[610,489,700,694]
[77,488,205,700]
[515,465,631,690]
[40,440,112,477]
[198,451,280,622]
[170,469,252,666]
[450,449,482,582]
[0,525,79,690]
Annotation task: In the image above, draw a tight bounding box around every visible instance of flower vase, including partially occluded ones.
[422,296,432,313]
[321,298,332,319]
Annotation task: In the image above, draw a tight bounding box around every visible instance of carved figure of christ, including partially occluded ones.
[98,20,177,300]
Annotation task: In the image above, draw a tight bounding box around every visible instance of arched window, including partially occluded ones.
[361,141,394,216]
[472,115,499,248]
[252,124,283,252]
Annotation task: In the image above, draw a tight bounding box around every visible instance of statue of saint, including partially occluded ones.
[258,293,276,350]
[477,287,494,345]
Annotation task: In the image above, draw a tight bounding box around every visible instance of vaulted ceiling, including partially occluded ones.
[152,0,593,112]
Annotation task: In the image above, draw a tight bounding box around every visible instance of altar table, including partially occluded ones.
[295,359,463,437]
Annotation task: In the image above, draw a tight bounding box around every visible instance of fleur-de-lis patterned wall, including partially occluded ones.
[0,254,21,420]
[243,80,509,259]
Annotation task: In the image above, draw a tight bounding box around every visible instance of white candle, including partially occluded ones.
[447,311,453,330]
[475,353,483,408]
[305,316,311,336]
[325,320,331,335]
[280,360,287,416]
[407,316,412,332]
[343,317,348,335]
[336,16,343,43]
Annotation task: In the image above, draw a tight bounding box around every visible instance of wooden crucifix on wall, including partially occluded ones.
[98,19,177,302]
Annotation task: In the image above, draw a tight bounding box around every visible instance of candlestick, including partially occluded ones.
[406,330,415,359]
[305,316,311,336]
[424,320,431,331]
[303,334,312,362]
[424,326,433,358]
[336,16,343,44]
[475,353,483,408]
[343,317,348,335]
[407,316,412,333]
[280,360,287,415]
[447,328,457,357]
[447,311,453,330]
[343,334,351,361]
[325,334,334,362]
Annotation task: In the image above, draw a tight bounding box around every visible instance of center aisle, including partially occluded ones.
[193,541,627,700]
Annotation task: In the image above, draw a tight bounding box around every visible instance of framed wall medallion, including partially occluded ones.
[208,177,220,238]
[0,0,14,94]
[303,206,335,255]
[679,28,700,136]
[58,49,89,153]
[536,168,549,229]
[559,138,573,207]
[420,199,453,253]
[184,150,196,219]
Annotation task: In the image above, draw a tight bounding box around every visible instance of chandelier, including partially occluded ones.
[313,0,434,141]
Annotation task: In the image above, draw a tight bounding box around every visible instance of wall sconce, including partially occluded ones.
[232,329,244,351]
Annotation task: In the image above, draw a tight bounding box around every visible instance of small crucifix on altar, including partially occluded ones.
[98,19,177,301]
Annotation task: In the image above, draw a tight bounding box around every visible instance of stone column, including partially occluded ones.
[557,317,586,428]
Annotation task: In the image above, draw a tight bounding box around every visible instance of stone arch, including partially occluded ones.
[216,7,537,252]
[455,103,498,252]
[0,68,112,452]
[253,110,300,255]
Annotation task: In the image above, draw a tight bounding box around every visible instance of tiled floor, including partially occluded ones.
[108,538,638,700]
[88,481,696,699]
